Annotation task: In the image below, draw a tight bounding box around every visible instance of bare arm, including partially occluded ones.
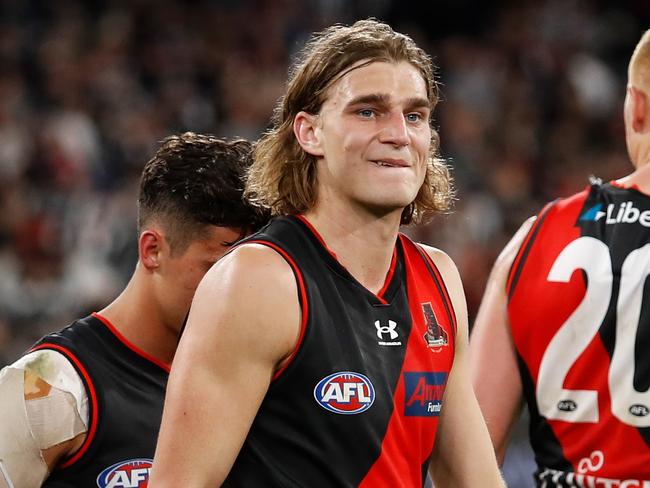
[149,244,301,487]
[424,247,505,488]
[469,217,535,464]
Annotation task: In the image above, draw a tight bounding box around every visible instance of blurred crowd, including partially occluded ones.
[0,0,648,365]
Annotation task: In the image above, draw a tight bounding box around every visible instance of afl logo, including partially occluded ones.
[314,371,375,414]
[630,404,650,417]
[96,459,152,488]
[557,400,577,412]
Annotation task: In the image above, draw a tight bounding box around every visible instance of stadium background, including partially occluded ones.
[0,0,648,484]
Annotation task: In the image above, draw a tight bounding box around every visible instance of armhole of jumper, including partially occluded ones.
[506,201,557,300]
[406,237,458,340]
[242,240,309,381]
[28,343,99,469]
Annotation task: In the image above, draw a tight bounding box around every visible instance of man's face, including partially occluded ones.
[311,60,432,217]
[159,226,242,332]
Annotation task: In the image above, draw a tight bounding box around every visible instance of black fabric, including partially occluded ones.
[576,183,650,450]
[36,315,167,488]
[223,216,414,488]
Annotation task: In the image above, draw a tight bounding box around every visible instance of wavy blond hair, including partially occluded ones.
[247,19,453,225]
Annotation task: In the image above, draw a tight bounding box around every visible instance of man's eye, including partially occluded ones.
[406,113,422,122]
[358,109,375,118]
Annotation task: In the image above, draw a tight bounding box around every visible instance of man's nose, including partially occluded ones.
[378,112,410,147]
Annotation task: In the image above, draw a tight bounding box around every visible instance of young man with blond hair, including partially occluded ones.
[152,20,504,488]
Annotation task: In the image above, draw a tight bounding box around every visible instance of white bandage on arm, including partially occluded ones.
[19,350,89,450]
[0,458,16,488]
[0,350,90,488]
[0,366,48,488]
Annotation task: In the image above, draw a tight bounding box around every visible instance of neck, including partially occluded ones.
[618,156,650,194]
[303,201,401,294]
[97,264,177,366]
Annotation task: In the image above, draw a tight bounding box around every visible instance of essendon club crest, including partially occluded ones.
[422,302,448,351]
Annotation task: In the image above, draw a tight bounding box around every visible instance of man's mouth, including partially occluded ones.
[371,159,409,168]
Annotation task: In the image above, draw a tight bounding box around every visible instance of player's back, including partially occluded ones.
[507,181,650,486]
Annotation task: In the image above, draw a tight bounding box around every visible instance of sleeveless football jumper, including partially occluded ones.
[508,181,650,486]
[223,216,457,488]
[32,313,168,488]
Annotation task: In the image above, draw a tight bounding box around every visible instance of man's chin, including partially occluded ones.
[363,201,414,220]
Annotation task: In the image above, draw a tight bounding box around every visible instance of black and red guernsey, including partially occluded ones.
[223,216,457,488]
[31,313,169,488]
[508,181,650,486]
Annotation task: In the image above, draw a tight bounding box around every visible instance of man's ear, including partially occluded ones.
[139,230,163,270]
[629,86,649,133]
[293,111,324,157]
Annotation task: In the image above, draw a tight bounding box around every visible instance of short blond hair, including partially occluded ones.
[629,30,650,89]
[246,19,453,225]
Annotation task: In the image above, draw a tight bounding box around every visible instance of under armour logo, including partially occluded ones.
[375,320,398,340]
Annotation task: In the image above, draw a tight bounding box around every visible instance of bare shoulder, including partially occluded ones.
[415,244,467,327]
[187,242,302,368]
[493,216,536,274]
[196,242,300,313]
[202,242,297,290]
[417,244,462,291]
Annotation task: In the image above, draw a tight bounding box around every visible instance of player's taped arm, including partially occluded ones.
[0,350,89,488]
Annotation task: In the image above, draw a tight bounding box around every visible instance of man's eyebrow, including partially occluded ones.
[345,94,431,110]
[403,97,431,110]
[345,94,390,108]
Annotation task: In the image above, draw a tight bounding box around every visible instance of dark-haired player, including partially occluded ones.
[0,133,268,487]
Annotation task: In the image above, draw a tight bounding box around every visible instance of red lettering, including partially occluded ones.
[406,377,426,406]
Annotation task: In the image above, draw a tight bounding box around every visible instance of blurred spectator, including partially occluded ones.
[0,0,646,362]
